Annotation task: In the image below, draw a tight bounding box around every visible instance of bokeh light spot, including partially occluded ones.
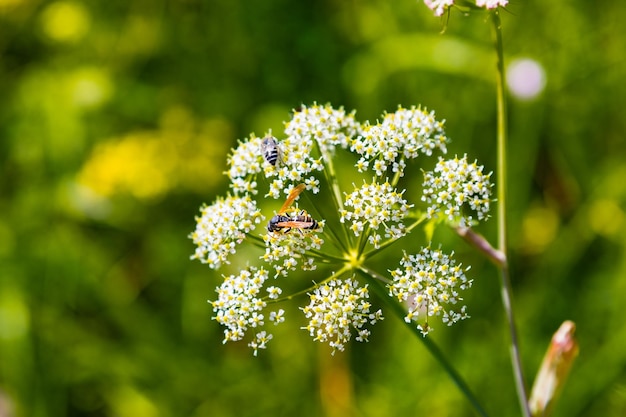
[521,205,560,254]
[67,67,113,109]
[506,58,546,100]
[589,199,624,238]
[76,110,232,204]
[40,1,90,43]
[0,290,30,340]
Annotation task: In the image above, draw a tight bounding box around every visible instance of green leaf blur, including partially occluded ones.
[0,0,624,416]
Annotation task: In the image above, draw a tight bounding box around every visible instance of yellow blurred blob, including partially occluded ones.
[0,289,30,340]
[108,386,158,417]
[40,1,90,43]
[67,67,113,109]
[119,15,162,56]
[588,199,624,238]
[0,0,25,11]
[521,205,560,254]
[77,108,232,201]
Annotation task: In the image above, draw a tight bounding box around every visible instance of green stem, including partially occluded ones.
[267,264,352,303]
[248,233,268,247]
[323,217,352,255]
[454,225,506,267]
[316,144,353,248]
[389,158,405,188]
[250,231,346,265]
[491,10,531,417]
[363,213,428,259]
[357,265,489,417]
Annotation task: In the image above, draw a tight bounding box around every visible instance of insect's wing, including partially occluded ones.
[274,220,314,229]
[260,135,275,154]
[278,184,306,214]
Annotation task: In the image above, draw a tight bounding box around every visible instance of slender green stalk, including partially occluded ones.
[249,229,346,264]
[491,10,531,417]
[357,265,489,417]
[389,158,405,187]
[454,226,506,267]
[248,233,268,247]
[363,213,428,259]
[315,143,353,248]
[268,264,352,303]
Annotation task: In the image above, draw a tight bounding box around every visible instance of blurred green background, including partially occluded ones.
[1,0,625,416]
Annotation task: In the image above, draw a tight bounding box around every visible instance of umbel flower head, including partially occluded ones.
[190,195,264,269]
[189,103,493,354]
[302,278,383,353]
[389,247,472,336]
[422,155,493,227]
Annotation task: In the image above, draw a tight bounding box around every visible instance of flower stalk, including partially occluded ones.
[491,10,532,417]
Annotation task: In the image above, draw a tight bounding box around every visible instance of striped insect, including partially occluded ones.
[267,184,319,233]
[260,135,282,166]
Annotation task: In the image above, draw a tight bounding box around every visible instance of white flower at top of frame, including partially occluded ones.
[423,0,454,17]
[189,195,264,269]
[475,0,508,9]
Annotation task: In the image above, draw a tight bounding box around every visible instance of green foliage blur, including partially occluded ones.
[1,0,625,416]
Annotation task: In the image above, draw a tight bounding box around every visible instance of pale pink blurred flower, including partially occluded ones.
[476,0,508,9]
[423,0,454,17]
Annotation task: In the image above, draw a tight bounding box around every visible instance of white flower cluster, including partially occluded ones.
[340,181,412,248]
[211,267,285,355]
[226,135,264,194]
[262,215,325,277]
[262,104,361,199]
[225,104,360,199]
[284,103,361,154]
[301,278,383,354]
[189,195,264,269]
[422,155,493,226]
[389,247,472,335]
[191,102,491,355]
[351,106,448,177]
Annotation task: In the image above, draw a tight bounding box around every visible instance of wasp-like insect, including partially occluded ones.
[267,184,319,233]
[260,135,281,166]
